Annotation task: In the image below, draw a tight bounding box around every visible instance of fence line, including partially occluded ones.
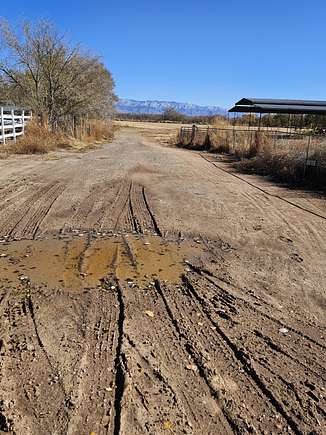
[179,125,326,181]
[0,106,32,144]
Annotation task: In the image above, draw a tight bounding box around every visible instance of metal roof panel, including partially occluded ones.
[235,98,326,107]
[229,104,326,115]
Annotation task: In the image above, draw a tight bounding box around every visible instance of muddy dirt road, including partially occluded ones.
[0,129,325,434]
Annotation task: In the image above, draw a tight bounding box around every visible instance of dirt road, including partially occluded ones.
[0,129,325,434]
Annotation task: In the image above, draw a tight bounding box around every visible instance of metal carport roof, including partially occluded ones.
[229,98,326,115]
[229,104,326,115]
[235,98,326,107]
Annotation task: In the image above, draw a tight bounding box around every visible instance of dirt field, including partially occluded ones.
[115,120,182,144]
[0,127,325,434]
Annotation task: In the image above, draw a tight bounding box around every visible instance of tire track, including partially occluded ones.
[187,261,326,351]
[0,182,65,240]
[142,187,162,236]
[112,180,133,232]
[153,280,239,433]
[26,292,70,429]
[200,154,326,221]
[31,185,66,238]
[111,180,162,236]
[120,280,234,434]
[152,279,299,433]
[65,182,117,231]
[1,289,70,435]
[128,183,142,233]
[181,274,302,435]
[189,266,326,384]
[65,286,119,435]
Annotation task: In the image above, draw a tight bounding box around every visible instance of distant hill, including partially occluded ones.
[116,99,226,116]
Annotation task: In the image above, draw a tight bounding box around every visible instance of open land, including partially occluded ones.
[0,125,325,434]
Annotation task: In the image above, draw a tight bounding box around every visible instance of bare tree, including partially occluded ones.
[0,19,116,129]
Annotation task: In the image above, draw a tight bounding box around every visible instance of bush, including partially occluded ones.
[7,119,115,154]
[251,137,308,181]
[178,127,269,158]
[10,121,64,154]
[79,119,115,143]
[178,125,326,186]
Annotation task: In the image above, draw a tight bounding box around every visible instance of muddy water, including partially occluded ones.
[0,234,202,290]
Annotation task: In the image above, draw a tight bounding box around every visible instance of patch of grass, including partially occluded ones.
[178,126,264,157]
[79,119,116,144]
[6,119,115,155]
[116,120,181,145]
[236,136,326,186]
[10,121,63,154]
[178,124,326,186]
[236,138,306,181]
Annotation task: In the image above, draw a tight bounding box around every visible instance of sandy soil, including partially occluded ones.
[0,128,325,434]
[115,120,182,144]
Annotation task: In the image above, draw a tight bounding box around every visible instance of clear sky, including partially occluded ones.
[1,1,326,107]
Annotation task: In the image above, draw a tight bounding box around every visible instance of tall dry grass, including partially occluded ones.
[76,119,115,144]
[237,135,326,185]
[239,142,305,181]
[179,127,265,157]
[6,119,115,155]
[209,129,272,158]
[178,125,326,185]
[10,121,65,154]
[177,128,210,150]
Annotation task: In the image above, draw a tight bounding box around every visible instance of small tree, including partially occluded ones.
[0,19,116,129]
[162,107,184,122]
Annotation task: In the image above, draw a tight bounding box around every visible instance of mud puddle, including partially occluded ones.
[0,234,203,290]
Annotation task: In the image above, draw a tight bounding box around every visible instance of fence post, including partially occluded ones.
[233,129,236,152]
[0,107,5,145]
[11,109,16,142]
[303,134,311,179]
[205,126,210,149]
[22,109,25,134]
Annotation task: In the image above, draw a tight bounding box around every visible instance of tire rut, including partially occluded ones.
[200,154,326,221]
[0,288,70,434]
[64,286,120,435]
[119,279,237,434]
[181,274,303,435]
[187,261,326,350]
[152,278,297,434]
[0,182,65,240]
[182,273,325,433]
[153,279,239,433]
[107,179,162,236]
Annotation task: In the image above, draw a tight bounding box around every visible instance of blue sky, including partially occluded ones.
[1,1,326,107]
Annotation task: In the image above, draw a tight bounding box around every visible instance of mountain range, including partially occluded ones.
[116,99,226,116]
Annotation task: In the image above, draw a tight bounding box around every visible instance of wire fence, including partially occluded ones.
[179,126,326,182]
[0,106,32,144]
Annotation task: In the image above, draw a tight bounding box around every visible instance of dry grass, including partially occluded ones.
[209,130,231,153]
[211,116,231,128]
[178,125,326,185]
[4,119,115,155]
[116,120,182,145]
[239,147,300,180]
[179,127,263,157]
[237,136,326,185]
[10,121,64,154]
[77,119,116,144]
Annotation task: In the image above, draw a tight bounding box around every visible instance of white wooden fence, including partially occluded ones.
[0,106,32,144]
